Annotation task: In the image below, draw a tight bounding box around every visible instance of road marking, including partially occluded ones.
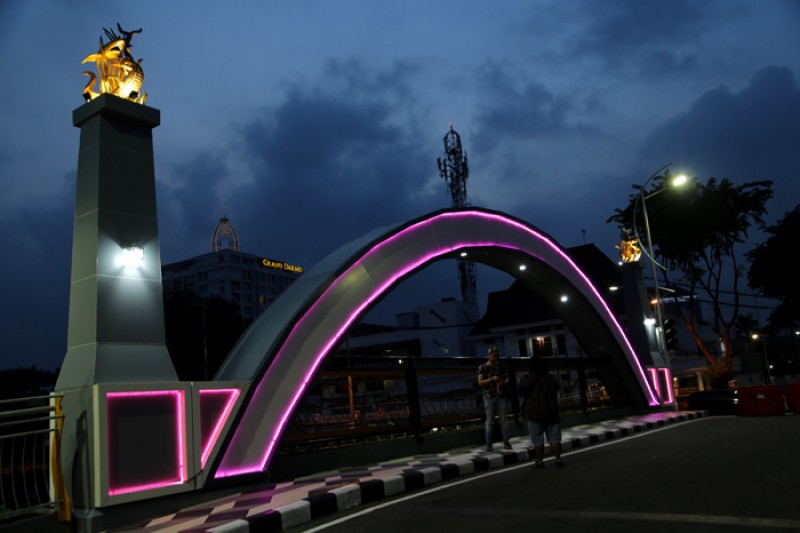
[410,506,800,529]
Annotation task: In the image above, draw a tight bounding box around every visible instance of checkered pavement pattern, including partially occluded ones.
[108,411,705,533]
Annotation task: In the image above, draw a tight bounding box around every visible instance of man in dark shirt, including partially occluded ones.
[477,346,512,451]
[518,357,564,468]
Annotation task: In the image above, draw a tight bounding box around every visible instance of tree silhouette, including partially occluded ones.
[747,205,800,332]
[608,174,773,383]
[0,367,58,400]
[163,287,246,380]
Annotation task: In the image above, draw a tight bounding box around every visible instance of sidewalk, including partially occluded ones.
[110,411,705,533]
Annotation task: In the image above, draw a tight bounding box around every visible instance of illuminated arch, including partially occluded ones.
[212,208,659,479]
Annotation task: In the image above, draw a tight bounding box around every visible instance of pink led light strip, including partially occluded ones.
[647,367,675,405]
[199,389,240,468]
[106,390,187,496]
[218,245,462,477]
[216,209,659,478]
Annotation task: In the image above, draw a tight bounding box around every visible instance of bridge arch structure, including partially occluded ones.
[57,95,669,527]
[208,207,660,481]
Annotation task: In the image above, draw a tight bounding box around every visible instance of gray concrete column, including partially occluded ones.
[57,94,176,390]
[620,261,661,367]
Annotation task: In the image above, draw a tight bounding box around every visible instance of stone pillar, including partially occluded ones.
[55,95,179,525]
[57,94,177,390]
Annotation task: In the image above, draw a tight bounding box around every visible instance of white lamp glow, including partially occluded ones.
[118,246,144,267]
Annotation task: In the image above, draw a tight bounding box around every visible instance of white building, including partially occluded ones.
[162,215,303,323]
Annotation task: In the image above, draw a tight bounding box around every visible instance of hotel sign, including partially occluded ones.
[261,258,303,274]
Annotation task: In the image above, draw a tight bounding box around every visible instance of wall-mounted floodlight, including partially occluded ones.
[460,251,468,257]
[560,295,568,303]
[519,264,527,271]
[118,245,144,268]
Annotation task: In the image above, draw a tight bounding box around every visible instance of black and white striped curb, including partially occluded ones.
[198,411,705,532]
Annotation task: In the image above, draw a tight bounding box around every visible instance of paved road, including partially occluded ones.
[296,416,800,532]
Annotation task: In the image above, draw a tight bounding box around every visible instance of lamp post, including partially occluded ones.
[751,333,771,385]
[632,164,689,369]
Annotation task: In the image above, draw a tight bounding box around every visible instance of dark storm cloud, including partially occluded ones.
[158,151,232,262]
[192,59,442,267]
[471,61,597,152]
[0,199,73,370]
[319,58,423,104]
[638,66,800,221]
[637,50,700,79]
[245,92,398,177]
[4,169,74,367]
[568,0,712,76]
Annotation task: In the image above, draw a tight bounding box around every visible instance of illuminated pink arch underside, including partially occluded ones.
[214,210,659,478]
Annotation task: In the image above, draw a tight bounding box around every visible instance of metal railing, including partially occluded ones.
[281,356,626,454]
[0,356,626,523]
[0,393,70,523]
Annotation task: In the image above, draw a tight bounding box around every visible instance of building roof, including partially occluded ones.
[471,243,624,334]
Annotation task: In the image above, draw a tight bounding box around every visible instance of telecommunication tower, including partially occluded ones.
[437,124,478,304]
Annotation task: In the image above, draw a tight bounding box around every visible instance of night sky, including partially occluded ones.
[1,1,799,372]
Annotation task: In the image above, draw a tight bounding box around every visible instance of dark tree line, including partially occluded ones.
[609,169,798,384]
[0,367,59,400]
[2,289,246,398]
[746,205,800,332]
[163,287,247,381]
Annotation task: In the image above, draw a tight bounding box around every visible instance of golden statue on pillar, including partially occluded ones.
[82,24,147,104]
[617,228,642,263]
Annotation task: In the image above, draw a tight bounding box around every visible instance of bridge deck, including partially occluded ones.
[104,411,704,533]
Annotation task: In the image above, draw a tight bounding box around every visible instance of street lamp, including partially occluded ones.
[751,333,771,385]
[632,163,689,367]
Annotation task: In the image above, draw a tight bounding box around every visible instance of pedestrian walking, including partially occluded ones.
[518,356,564,468]
[478,345,512,451]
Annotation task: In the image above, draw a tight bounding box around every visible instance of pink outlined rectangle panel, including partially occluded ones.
[198,388,240,468]
[106,390,187,496]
